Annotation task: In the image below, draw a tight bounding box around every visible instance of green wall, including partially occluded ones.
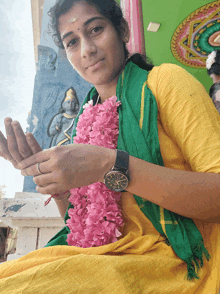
[141,0,216,91]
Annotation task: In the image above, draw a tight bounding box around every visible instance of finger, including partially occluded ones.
[26,133,42,154]
[21,160,51,177]
[33,172,55,187]
[36,183,60,195]
[11,121,33,159]
[0,130,19,168]
[4,117,23,162]
[0,131,12,160]
[17,150,50,170]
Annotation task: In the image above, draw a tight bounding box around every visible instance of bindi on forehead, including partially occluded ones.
[68,16,79,23]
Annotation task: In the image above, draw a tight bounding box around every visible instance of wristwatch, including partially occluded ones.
[104,149,130,192]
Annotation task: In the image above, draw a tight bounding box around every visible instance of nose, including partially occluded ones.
[81,37,97,59]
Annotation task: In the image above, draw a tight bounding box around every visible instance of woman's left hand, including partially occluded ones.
[18,144,115,195]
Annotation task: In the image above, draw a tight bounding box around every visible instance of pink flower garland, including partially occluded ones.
[66,96,124,248]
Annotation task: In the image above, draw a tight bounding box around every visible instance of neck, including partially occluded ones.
[95,62,126,103]
[96,84,117,103]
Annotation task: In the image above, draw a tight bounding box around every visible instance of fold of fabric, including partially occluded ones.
[120,0,145,55]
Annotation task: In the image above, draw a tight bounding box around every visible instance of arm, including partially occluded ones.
[18,145,220,223]
[127,155,220,223]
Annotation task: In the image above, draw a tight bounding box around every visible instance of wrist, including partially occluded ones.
[99,148,116,182]
[44,190,70,206]
[53,191,71,201]
[103,149,130,192]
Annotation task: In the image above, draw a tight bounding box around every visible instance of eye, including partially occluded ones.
[91,26,103,35]
[67,38,78,48]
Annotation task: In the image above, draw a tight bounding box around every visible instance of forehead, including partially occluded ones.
[58,1,104,36]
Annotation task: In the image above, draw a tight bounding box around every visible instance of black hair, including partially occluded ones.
[48,0,153,71]
[207,51,220,76]
[209,82,220,99]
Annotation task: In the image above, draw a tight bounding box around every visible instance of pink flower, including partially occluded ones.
[67,96,123,248]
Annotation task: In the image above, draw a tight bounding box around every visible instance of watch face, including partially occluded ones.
[104,171,129,192]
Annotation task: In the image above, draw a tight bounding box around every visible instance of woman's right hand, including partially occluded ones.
[0,117,42,169]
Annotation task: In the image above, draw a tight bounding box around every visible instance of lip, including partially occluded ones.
[86,59,104,70]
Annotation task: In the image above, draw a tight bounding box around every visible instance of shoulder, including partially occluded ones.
[147,63,207,107]
[147,65,220,174]
[148,63,200,87]
[149,63,182,76]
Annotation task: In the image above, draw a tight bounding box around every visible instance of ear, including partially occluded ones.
[119,18,130,44]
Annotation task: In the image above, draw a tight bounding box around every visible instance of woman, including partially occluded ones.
[0,0,220,293]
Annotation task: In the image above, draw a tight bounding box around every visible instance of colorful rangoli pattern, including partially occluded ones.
[171,1,220,68]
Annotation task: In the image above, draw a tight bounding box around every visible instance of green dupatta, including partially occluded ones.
[46,61,210,280]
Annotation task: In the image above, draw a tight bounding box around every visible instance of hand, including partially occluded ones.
[0,117,42,168]
[18,144,115,195]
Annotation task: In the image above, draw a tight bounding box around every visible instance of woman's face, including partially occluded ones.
[58,1,128,89]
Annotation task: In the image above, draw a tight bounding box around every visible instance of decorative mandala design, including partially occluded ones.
[171,1,220,68]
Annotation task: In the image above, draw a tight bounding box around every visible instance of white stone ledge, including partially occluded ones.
[10,218,64,227]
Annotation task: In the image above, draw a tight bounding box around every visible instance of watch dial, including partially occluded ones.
[105,171,129,192]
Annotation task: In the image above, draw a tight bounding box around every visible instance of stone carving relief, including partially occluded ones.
[23,44,92,192]
[47,87,79,147]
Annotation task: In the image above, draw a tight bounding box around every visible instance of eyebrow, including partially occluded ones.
[61,16,105,41]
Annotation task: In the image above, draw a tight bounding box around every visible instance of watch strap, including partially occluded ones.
[114,149,129,171]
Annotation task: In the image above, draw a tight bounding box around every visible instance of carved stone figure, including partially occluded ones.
[47,87,79,147]
[38,45,57,72]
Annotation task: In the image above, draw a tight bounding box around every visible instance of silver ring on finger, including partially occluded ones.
[37,162,44,175]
